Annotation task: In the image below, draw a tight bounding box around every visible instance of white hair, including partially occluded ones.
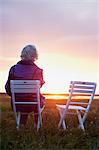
[21,45,38,61]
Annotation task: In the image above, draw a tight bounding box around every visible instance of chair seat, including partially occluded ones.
[56,104,86,110]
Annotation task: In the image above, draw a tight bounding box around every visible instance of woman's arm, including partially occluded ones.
[5,66,15,96]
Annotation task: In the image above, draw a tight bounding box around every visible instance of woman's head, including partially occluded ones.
[21,45,38,61]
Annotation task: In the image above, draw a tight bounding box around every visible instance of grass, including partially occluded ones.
[0,93,99,150]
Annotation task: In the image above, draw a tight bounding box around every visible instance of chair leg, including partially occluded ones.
[16,112,21,130]
[82,110,88,123]
[58,109,66,130]
[37,113,42,131]
[76,110,85,131]
[37,118,40,131]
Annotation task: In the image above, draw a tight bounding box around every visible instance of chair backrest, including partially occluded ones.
[69,81,96,102]
[10,80,41,115]
[68,81,96,120]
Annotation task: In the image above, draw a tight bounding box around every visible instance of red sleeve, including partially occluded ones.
[5,66,15,96]
[40,69,45,87]
[33,69,45,87]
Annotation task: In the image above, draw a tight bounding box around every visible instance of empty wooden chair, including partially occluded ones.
[56,81,96,131]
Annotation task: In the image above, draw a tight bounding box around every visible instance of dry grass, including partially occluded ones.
[0,93,99,150]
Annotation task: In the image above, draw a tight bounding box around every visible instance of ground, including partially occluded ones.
[0,93,99,150]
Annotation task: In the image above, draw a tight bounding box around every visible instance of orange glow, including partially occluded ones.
[0,52,99,94]
[45,94,67,100]
[0,51,99,94]
[37,53,99,94]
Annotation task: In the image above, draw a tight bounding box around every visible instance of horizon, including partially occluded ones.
[0,92,99,101]
[0,92,99,95]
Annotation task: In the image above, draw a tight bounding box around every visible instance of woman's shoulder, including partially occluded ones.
[9,65,16,72]
[33,63,43,72]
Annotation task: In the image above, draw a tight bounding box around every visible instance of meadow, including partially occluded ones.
[0,93,99,150]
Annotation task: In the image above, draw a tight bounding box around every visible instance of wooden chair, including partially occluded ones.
[56,81,96,131]
[10,80,44,131]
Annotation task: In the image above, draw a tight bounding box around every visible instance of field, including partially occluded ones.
[0,93,99,150]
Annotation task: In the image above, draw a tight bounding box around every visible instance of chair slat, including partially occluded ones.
[15,102,38,104]
[11,88,38,93]
[11,80,40,84]
[12,85,38,88]
[70,85,95,89]
[69,89,94,94]
[71,81,96,85]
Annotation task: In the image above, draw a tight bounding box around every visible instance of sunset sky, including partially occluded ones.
[0,0,99,94]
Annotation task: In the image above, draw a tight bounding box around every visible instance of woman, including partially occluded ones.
[5,44,45,127]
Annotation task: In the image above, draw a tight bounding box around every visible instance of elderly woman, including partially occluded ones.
[5,44,45,127]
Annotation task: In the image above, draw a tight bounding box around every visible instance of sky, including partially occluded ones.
[0,0,99,94]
